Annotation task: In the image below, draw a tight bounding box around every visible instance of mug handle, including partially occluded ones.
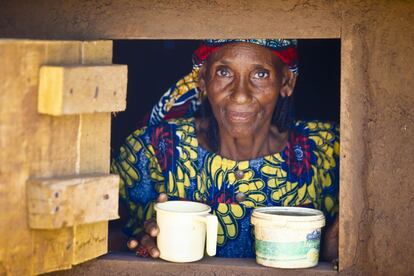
[197,214,218,256]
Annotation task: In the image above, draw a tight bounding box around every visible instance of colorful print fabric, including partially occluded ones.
[148,69,200,127]
[193,39,299,74]
[111,118,339,258]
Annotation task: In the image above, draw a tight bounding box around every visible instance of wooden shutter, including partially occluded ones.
[0,40,127,275]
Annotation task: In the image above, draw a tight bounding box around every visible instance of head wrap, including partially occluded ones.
[193,39,298,74]
[148,39,298,127]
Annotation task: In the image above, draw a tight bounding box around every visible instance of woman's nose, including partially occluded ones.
[229,78,252,104]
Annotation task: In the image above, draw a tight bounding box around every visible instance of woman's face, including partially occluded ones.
[199,42,295,137]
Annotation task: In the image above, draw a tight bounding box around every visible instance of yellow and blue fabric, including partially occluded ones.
[111,118,339,258]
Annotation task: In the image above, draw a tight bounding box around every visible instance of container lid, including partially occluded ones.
[251,206,325,228]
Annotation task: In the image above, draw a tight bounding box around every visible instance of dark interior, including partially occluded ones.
[111,39,340,157]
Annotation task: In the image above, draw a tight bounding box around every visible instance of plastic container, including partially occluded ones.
[251,206,325,269]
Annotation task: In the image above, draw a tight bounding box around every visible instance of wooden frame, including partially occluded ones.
[1,1,413,275]
[0,2,351,273]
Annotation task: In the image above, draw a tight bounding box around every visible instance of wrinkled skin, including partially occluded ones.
[127,43,338,261]
[197,42,296,160]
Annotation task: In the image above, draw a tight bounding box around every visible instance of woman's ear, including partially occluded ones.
[197,64,207,93]
[280,67,297,98]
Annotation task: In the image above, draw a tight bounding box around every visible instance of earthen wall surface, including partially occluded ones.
[0,1,413,275]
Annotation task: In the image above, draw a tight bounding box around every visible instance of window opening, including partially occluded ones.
[109,39,340,269]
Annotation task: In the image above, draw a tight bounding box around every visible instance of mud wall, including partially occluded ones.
[339,2,414,275]
[0,1,413,275]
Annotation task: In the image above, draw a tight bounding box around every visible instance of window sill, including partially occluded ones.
[52,251,337,275]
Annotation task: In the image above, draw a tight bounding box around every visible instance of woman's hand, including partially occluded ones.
[321,216,339,261]
[126,193,168,258]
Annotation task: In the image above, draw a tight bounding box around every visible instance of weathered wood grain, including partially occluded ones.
[0,40,117,275]
[27,174,119,229]
[71,40,115,267]
[38,65,127,115]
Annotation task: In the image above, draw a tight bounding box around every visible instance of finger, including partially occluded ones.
[144,219,159,237]
[127,238,139,250]
[140,234,160,258]
[157,193,168,203]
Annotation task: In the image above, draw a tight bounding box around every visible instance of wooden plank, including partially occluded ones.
[81,41,113,64]
[71,41,115,266]
[38,65,127,115]
[79,41,113,174]
[27,174,119,229]
[79,113,111,174]
[72,222,108,265]
[27,41,82,275]
[0,39,116,275]
[33,41,117,273]
[32,228,73,274]
[0,40,80,276]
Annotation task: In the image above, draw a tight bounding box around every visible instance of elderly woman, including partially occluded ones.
[111,39,339,261]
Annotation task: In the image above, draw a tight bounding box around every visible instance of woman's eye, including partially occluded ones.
[253,71,269,79]
[216,68,231,77]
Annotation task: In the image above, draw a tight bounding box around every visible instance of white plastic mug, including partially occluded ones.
[154,201,218,262]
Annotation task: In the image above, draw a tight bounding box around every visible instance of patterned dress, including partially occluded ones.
[111,117,339,258]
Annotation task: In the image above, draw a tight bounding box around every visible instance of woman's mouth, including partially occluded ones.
[225,110,256,123]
